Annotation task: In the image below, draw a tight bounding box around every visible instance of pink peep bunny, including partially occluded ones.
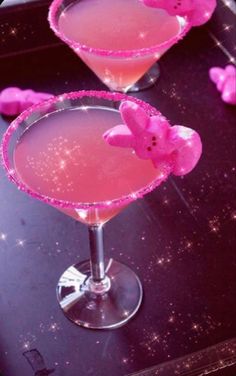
[103,101,202,176]
[0,87,52,116]
[141,0,217,26]
[209,65,236,105]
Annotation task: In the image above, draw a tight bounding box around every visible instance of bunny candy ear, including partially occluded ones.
[225,65,236,77]
[18,90,40,111]
[19,89,52,112]
[23,90,52,102]
[169,125,202,176]
[149,115,170,135]
[209,67,225,84]
[119,101,149,136]
[103,124,135,148]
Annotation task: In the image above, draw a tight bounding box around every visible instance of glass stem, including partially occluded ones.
[88,224,106,283]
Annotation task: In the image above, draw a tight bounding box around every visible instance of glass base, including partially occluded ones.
[56,259,143,329]
[127,63,160,92]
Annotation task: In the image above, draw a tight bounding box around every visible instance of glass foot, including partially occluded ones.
[57,259,143,329]
[127,63,160,92]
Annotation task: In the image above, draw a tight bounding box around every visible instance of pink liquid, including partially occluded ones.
[58,0,181,91]
[14,107,161,224]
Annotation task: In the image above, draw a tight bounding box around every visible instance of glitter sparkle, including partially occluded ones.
[9,27,17,36]
[138,31,147,39]
[16,239,25,247]
[49,322,61,333]
[0,233,7,241]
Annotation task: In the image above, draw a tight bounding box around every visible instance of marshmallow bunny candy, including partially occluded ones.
[104,101,202,176]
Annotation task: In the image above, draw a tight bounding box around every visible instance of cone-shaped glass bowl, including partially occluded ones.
[48,0,191,92]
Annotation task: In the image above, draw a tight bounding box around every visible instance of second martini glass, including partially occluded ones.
[1,91,168,329]
[48,0,191,92]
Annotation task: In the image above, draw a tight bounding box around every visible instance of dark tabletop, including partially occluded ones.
[0,1,236,375]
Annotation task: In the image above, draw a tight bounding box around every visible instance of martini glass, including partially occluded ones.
[1,90,168,329]
[48,0,191,92]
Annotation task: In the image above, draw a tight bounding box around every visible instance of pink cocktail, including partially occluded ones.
[48,0,190,92]
[2,91,168,329]
[13,104,162,225]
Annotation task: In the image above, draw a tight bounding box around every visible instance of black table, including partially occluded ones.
[0,1,236,375]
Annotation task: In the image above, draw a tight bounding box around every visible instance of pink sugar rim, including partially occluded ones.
[48,0,191,58]
[1,90,169,210]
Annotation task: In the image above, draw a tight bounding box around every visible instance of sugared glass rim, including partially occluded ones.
[1,90,170,210]
[48,0,191,58]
